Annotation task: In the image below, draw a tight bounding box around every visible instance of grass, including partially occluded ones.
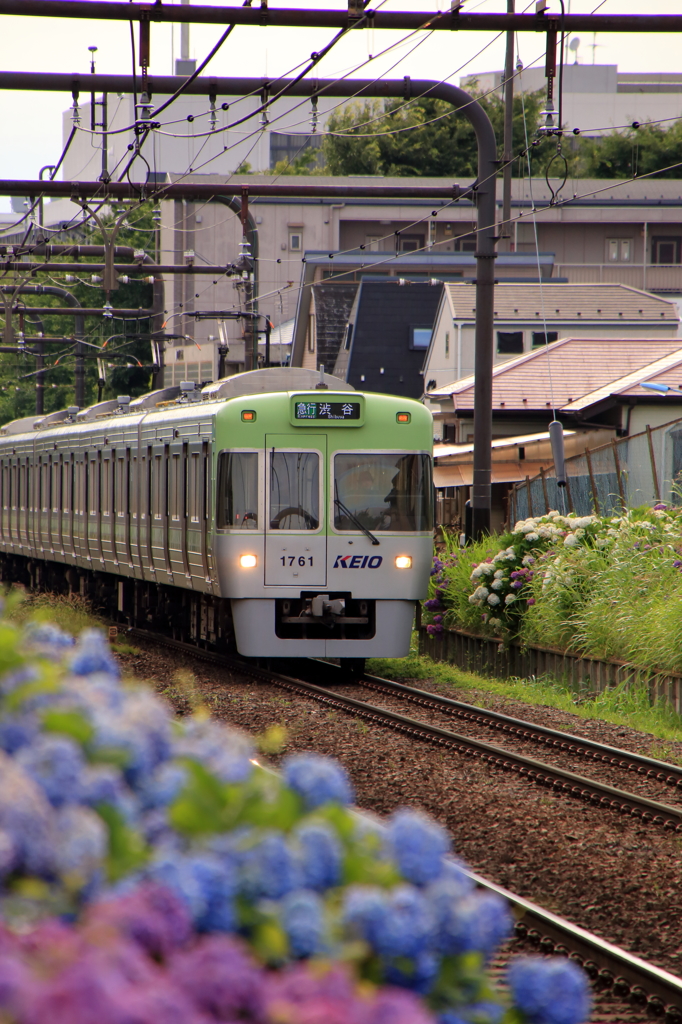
[368,644,682,747]
[5,590,101,636]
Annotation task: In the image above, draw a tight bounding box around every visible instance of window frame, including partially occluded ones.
[496,330,524,355]
[216,448,262,531]
[267,446,323,534]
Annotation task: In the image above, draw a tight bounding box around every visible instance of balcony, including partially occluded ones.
[553,263,682,292]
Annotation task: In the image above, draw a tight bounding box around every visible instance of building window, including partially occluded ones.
[307,313,316,352]
[532,331,558,347]
[398,235,424,253]
[289,232,302,252]
[410,326,433,350]
[445,331,450,357]
[366,235,382,251]
[453,235,476,253]
[497,331,524,354]
[651,236,682,265]
[607,238,633,263]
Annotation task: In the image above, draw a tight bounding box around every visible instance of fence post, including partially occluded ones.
[611,439,626,508]
[526,475,534,517]
[584,447,600,515]
[646,424,661,502]
[540,466,550,513]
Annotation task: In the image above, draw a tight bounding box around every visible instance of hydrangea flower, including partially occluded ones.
[69,629,120,678]
[283,754,353,809]
[387,810,450,887]
[508,956,591,1024]
[294,822,342,892]
[16,735,85,808]
[280,888,325,957]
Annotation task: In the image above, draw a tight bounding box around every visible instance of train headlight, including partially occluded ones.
[239,554,258,568]
[395,555,412,569]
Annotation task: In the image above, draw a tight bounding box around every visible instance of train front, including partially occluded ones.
[213,388,433,659]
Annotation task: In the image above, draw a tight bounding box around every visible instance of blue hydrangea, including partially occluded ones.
[385,949,439,994]
[438,858,476,898]
[280,888,325,957]
[508,957,591,1024]
[22,622,75,658]
[137,762,187,811]
[387,810,451,886]
[52,804,107,889]
[16,734,85,808]
[80,764,138,823]
[88,709,158,789]
[0,829,16,878]
[0,712,38,754]
[343,884,431,960]
[428,888,485,956]
[69,629,120,678]
[238,831,300,900]
[0,755,54,875]
[439,1004,504,1024]
[283,754,353,809]
[185,853,237,933]
[0,665,40,698]
[172,719,253,785]
[472,892,513,956]
[146,851,210,921]
[294,822,342,892]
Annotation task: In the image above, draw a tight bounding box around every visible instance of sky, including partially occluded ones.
[2,0,682,212]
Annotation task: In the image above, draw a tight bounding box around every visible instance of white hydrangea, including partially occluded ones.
[521,555,535,566]
[491,580,504,591]
[504,593,516,605]
[478,563,496,576]
[473,586,489,601]
[493,569,505,579]
[487,593,501,606]
[525,532,539,542]
[470,566,485,581]
[563,534,579,548]
[574,528,585,539]
[489,617,502,627]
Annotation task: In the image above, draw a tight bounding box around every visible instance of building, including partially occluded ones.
[462,64,682,137]
[422,282,680,406]
[330,279,444,399]
[427,336,682,446]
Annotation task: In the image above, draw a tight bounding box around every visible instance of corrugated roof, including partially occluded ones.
[445,283,678,322]
[428,337,682,411]
[433,429,575,458]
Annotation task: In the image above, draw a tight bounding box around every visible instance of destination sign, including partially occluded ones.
[294,401,361,421]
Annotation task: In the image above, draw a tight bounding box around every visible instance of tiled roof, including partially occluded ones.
[445,283,678,323]
[428,337,682,412]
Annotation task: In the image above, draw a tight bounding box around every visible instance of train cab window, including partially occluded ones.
[269,451,319,530]
[334,452,433,532]
[217,452,258,529]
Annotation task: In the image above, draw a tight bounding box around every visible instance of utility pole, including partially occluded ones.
[501,0,515,251]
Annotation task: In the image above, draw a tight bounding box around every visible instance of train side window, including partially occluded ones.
[51,459,61,513]
[102,458,112,516]
[169,454,182,522]
[88,457,100,516]
[129,457,138,519]
[63,461,71,515]
[188,454,200,523]
[269,451,319,530]
[216,452,258,529]
[2,463,8,511]
[116,457,127,517]
[41,461,49,513]
[151,455,165,520]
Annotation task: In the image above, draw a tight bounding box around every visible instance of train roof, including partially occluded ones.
[0,368,356,438]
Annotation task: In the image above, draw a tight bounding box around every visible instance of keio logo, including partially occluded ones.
[333,554,383,568]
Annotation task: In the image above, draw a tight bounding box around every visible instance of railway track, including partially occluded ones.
[124,628,682,1020]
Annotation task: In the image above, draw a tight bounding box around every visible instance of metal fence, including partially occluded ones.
[510,417,682,523]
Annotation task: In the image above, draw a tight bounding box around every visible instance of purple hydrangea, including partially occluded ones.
[87,883,192,959]
[283,753,353,810]
[0,756,53,876]
[388,810,451,886]
[424,599,442,611]
[170,933,264,1019]
[280,888,325,958]
[508,956,591,1024]
[294,822,342,892]
[426,625,443,635]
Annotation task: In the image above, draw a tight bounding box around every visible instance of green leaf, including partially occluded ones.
[250,919,289,964]
[41,709,94,746]
[169,758,242,837]
[96,803,149,882]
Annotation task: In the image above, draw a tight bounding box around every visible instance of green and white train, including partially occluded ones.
[0,368,433,661]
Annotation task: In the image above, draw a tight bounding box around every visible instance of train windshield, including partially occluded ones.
[334,453,432,532]
[269,452,320,530]
[217,452,259,528]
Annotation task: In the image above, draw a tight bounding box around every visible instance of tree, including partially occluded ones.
[0,203,158,425]
[579,121,682,178]
[321,90,551,178]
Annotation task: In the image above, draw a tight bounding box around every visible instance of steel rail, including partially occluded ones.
[124,628,682,831]
[348,670,682,790]
[122,626,682,1019]
[1,4,682,33]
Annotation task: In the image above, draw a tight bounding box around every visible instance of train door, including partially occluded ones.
[264,435,327,587]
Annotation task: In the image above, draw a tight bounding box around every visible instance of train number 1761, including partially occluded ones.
[280,555,314,566]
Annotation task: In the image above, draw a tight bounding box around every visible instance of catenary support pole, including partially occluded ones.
[501,0,514,251]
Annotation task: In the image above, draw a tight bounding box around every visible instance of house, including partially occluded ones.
[427,337,682,445]
[329,279,443,399]
[428,337,682,529]
[422,282,680,406]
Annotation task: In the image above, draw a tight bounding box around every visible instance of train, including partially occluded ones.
[0,367,434,665]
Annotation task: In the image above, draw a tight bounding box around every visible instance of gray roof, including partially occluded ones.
[445,282,679,324]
